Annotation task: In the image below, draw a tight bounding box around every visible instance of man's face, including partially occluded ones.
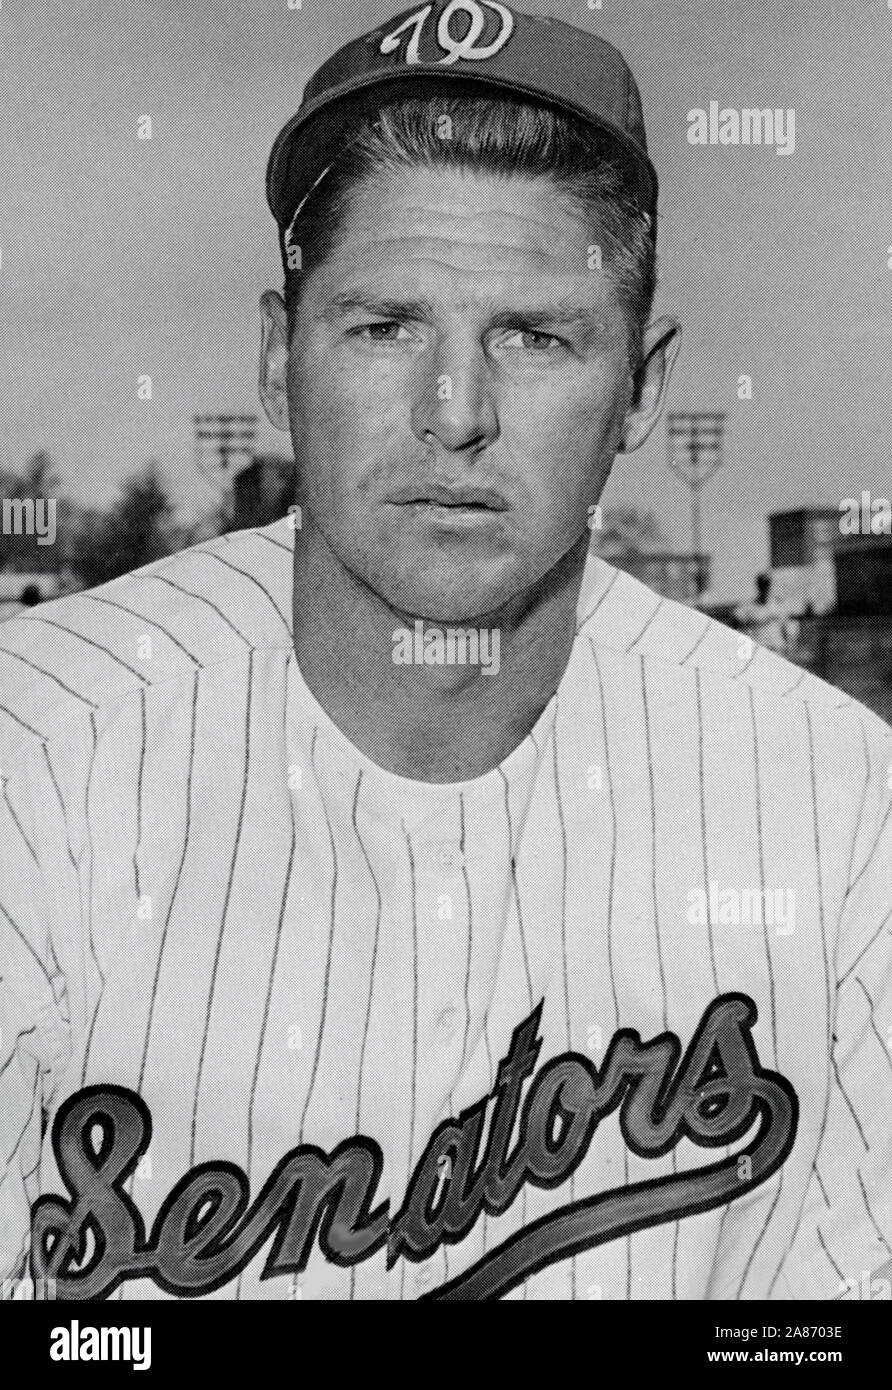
[269,164,659,623]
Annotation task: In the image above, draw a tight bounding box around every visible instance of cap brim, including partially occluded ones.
[267,68,658,232]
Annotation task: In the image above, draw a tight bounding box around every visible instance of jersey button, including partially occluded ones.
[436,1006,459,1037]
[436,843,463,870]
[415,1261,438,1294]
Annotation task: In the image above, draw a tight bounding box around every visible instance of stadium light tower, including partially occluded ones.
[193,414,258,495]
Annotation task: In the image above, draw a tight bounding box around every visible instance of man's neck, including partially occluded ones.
[291,525,590,783]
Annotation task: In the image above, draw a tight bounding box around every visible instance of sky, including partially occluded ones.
[1,0,890,599]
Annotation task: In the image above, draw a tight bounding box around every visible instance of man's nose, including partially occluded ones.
[410,342,499,455]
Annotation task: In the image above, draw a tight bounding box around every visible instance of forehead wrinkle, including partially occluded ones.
[356,195,581,237]
[333,230,584,269]
[314,253,618,329]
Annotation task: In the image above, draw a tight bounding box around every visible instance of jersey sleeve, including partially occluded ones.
[0,768,70,1290]
[770,721,892,1299]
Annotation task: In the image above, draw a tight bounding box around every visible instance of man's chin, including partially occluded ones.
[352,547,521,626]
[386,591,510,627]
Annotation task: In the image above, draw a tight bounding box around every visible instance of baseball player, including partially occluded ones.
[2,1,891,1302]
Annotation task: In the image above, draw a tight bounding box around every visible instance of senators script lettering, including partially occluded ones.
[31,993,797,1300]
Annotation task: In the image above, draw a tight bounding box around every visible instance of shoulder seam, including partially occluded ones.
[0,639,293,775]
[583,624,886,732]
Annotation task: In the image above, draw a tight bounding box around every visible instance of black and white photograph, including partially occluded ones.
[1,0,891,1344]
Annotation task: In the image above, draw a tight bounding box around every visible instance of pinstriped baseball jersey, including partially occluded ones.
[1,517,891,1300]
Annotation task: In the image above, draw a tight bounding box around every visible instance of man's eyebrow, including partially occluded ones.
[319,294,608,332]
[320,293,436,322]
[486,306,608,331]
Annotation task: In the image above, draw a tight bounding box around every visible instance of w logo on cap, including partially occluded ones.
[379,0,516,67]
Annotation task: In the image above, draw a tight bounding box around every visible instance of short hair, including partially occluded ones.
[282,95,657,365]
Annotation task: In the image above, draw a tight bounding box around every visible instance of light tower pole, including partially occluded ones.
[666,412,726,598]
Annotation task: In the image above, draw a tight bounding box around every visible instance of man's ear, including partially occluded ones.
[619,317,681,453]
[259,290,291,432]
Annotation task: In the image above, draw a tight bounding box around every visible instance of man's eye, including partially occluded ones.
[501,329,565,352]
[352,321,413,342]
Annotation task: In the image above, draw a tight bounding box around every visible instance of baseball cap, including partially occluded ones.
[266,1,658,238]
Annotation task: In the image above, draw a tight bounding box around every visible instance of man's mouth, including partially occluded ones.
[385,483,509,511]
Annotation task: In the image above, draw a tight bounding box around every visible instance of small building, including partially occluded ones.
[769,509,838,568]
[834,534,892,616]
[231,456,297,531]
[768,509,839,614]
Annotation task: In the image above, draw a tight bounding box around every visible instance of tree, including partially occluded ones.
[12,450,60,500]
[68,461,177,588]
[0,450,64,572]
